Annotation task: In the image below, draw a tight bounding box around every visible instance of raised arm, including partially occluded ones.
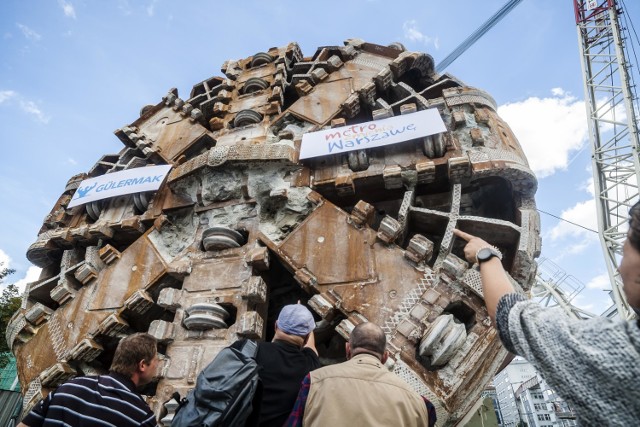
[452,229,515,322]
[303,330,318,355]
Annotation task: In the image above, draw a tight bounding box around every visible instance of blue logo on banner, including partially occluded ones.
[74,182,97,199]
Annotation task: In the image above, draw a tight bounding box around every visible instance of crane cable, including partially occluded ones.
[436,0,524,72]
[537,209,598,234]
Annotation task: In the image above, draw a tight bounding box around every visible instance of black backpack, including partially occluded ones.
[171,340,262,427]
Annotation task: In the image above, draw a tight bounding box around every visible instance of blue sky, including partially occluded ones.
[1,0,639,315]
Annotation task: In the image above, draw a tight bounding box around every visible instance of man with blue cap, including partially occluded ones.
[255,303,320,427]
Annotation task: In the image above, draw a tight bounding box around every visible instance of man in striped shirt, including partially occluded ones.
[19,333,159,427]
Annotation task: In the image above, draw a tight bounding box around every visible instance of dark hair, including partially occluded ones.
[349,322,386,357]
[629,201,640,252]
[110,333,157,377]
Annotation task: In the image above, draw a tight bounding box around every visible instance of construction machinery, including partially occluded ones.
[574,0,640,320]
[8,40,540,425]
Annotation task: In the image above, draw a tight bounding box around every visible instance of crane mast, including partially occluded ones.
[574,0,640,320]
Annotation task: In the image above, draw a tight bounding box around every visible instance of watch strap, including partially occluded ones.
[475,246,503,264]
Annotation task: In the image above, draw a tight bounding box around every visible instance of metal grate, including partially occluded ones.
[463,268,484,297]
[48,311,67,360]
[382,270,436,337]
[393,360,447,423]
[23,378,42,412]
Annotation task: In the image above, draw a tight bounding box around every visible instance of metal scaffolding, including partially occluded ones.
[574,0,640,320]
[531,258,596,320]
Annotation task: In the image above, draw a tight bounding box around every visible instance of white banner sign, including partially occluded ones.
[299,109,446,160]
[67,165,172,208]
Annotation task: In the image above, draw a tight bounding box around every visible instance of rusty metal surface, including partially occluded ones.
[12,39,540,426]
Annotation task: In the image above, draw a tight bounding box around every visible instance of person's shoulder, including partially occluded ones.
[68,374,99,382]
[256,340,271,349]
[255,339,274,357]
[301,346,317,356]
[58,375,99,389]
[581,315,640,338]
[101,372,142,394]
[47,376,100,402]
[301,347,320,363]
[310,360,344,376]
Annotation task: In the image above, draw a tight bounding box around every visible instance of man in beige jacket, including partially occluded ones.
[285,322,431,427]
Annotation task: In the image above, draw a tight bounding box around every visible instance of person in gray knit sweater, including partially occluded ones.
[453,202,640,426]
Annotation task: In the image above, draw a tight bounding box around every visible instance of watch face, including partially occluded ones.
[477,247,493,261]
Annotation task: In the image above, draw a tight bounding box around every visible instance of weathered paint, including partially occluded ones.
[13,40,539,425]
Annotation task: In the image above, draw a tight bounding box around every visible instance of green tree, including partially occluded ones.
[0,263,20,368]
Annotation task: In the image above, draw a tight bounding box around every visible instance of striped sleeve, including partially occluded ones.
[21,392,52,427]
[21,375,156,427]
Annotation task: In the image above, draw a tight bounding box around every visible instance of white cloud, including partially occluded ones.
[0,247,41,293]
[0,90,16,103]
[68,157,78,165]
[19,99,50,123]
[586,273,612,290]
[498,90,588,178]
[0,249,11,271]
[16,23,42,41]
[58,0,76,19]
[118,0,133,15]
[548,199,598,240]
[13,266,42,293]
[0,90,50,123]
[572,292,613,316]
[580,175,595,197]
[546,198,599,257]
[571,294,596,314]
[402,20,439,49]
[147,0,159,17]
[563,239,594,257]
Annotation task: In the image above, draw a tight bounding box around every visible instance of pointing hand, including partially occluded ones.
[452,229,492,264]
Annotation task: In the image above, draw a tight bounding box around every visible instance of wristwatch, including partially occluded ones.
[476,246,503,264]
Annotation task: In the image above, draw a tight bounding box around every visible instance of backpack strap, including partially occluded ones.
[240,339,259,359]
[242,340,262,427]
